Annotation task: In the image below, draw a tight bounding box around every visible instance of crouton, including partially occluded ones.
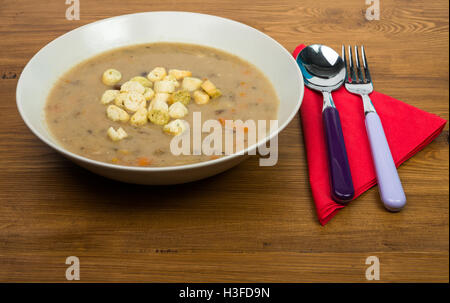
[182,77,203,92]
[193,90,210,105]
[114,92,128,108]
[102,69,122,86]
[107,126,128,141]
[106,105,130,122]
[149,93,170,110]
[101,89,120,105]
[130,76,153,88]
[120,81,146,94]
[168,69,192,80]
[143,87,155,101]
[147,67,167,82]
[201,79,222,98]
[154,80,176,93]
[169,90,191,105]
[163,119,188,136]
[163,74,180,87]
[123,92,146,113]
[130,107,148,126]
[148,99,170,125]
[169,102,188,119]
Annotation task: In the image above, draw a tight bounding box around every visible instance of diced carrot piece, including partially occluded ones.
[137,157,151,166]
[218,117,226,126]
[239,92,246,97]
[232,124,248,133]
[209,155,220,160]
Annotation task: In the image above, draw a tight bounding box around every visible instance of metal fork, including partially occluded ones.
[343,45,406,211]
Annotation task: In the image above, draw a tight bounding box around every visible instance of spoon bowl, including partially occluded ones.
[297,44,347,91]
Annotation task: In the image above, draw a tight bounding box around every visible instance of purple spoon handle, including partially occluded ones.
[365,112,406,211]
[323,106,355,203]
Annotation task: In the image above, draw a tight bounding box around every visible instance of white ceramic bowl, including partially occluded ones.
[17,11,304,184]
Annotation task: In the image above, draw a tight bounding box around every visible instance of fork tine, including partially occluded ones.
[342,45,349,83]
[348,46,357,83]
[361,45,372,83]
[354,46,364,83]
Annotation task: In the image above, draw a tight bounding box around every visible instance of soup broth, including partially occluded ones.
[45,43,279,167]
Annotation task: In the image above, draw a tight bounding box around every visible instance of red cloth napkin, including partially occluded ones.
[293,44,447,225]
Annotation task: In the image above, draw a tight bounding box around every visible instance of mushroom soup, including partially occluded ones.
[45,43,279,167]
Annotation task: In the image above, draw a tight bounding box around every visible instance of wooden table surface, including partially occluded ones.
[0,0,448,283]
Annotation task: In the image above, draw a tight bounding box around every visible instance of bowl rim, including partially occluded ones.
[16,11,304,172]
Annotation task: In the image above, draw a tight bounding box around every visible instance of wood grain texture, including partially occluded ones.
[0,0,448,282]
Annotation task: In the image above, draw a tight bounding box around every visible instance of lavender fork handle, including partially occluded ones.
[365,112,406,211]
[323,106,355,203]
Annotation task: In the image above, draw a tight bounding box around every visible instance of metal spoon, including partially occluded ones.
[296,44,355,203]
